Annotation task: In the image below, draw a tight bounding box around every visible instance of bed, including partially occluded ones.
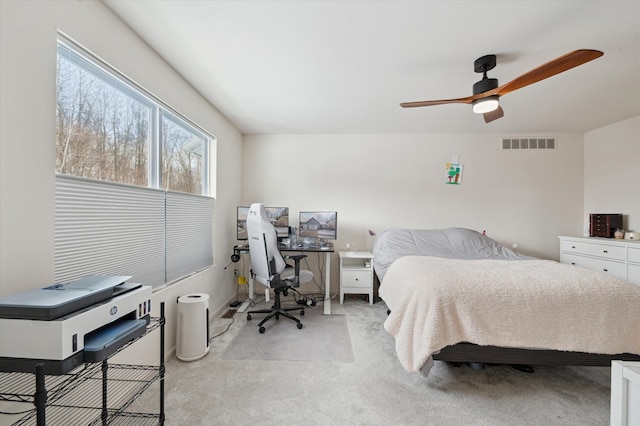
[373,228,640,375]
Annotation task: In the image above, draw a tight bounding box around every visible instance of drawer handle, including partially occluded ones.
[571,262,576,265]
[603,250,608,253]
[571,246,576,249]
[603,269,608,272]
[355,278,359,281]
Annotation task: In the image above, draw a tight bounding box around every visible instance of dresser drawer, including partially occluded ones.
[561,240,626,261]
[628,247,640,264]
[628,264,640,286]
[341,270,372,288]
[562,253,627,280]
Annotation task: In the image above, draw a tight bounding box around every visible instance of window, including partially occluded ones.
[56,47,152,187]
[55,35,215,289]
[161,113,207,195]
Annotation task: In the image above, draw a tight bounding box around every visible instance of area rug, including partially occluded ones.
[221,306,354,363]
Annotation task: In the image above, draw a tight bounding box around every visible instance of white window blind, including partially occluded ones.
[55,175,165,286]
[55,175,213,288]
[166,192,214,283]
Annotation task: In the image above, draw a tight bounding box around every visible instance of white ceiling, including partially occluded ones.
[104,0,640,135]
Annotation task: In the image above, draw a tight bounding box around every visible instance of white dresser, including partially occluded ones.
[559,236,640,285]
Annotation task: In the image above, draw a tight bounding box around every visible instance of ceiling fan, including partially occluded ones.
[400,49,603,123]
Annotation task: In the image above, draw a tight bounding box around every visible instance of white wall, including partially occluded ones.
[242,133,586,292]
[0,1,243,358]
[584,116,640,233]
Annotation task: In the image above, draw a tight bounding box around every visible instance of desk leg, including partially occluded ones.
[323,252,331,315]
[237,276,254,313]
[248,276,254,301]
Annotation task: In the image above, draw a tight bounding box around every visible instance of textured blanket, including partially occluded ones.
[379,256,640,374]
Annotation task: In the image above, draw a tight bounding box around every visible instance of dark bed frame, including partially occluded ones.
[373,274,640,367]
[432,342,640,366]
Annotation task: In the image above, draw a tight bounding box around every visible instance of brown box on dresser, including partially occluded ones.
[589,213,623,238]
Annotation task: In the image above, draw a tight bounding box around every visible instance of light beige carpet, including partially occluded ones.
[221,304,354,363]
[135,299,612,425]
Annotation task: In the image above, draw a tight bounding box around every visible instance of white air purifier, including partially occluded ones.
[176,293,210,361]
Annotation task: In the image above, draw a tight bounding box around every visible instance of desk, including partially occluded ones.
[232,245,334,315]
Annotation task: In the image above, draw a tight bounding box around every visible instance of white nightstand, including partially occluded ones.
[339,251,374,305]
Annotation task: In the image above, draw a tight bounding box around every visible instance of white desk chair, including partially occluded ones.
[246,203,313,333]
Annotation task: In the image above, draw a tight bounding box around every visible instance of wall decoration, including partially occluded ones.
[446,162,462,185]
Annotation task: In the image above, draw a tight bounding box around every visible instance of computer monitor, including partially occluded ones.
[237,206,290,240]
[237,206,250,240]
[299,211,337,241]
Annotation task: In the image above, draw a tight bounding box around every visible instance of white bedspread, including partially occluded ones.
[379,255,640,374]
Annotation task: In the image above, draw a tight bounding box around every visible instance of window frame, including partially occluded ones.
[55,34,216,290]
[57,35,213,195]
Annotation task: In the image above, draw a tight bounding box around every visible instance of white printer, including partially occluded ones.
[0,275,152,374]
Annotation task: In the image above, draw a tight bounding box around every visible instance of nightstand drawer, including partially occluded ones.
[342,270,372,288]
[561,240,626,261]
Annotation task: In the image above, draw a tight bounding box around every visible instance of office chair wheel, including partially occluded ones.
[297,323,303,329]
[247,314,252,321]
[300,310,304,316]
[259,326,265,334]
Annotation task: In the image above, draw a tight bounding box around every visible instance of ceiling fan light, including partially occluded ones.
[472,96,499,114]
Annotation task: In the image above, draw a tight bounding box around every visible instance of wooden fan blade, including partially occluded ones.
[483,106,504,123]
[400,95,476,108]
[494,49,603,97]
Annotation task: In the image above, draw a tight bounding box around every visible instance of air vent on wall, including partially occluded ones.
[501,137,556,150]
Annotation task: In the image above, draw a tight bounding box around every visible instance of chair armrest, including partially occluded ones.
[284,254,307,282]
[284,254,307,261]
